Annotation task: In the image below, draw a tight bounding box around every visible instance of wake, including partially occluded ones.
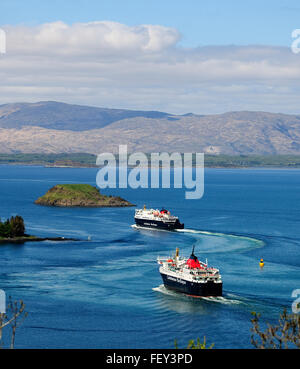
[176,228,264,245]
[153,285,244,305]
[132,224,264,253]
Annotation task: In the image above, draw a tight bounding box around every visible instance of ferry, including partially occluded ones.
[134,205,184,231]
[157,247,222,297]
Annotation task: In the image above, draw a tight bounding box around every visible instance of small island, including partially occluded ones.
[0,215,78,243]
[35,184,135,207]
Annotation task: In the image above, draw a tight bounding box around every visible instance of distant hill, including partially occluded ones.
[1,101,300,155]
[0,101,169,131]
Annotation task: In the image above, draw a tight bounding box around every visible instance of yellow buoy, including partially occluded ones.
[259,259,264,268]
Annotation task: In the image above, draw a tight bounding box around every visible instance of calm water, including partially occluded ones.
[0,165,299,348]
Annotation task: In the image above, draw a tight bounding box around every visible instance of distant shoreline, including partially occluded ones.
[0,235,81,244]
[2,153,300,169]
[1,162,300,170]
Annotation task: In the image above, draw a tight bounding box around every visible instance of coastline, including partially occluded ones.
[3,153,300,169]
[1,162,300,170]
[0,235,81,244]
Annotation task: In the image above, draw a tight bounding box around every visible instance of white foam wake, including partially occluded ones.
[176,228,263,244]
[153,285,244,305]
[131,224,170,233]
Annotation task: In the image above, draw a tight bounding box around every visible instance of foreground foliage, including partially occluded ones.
[175,337,214,349]
[250,309,300,349]
[178,309,300,349]
[0,298,28,349]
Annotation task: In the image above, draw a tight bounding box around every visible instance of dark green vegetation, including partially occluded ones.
[204,154,300,168]
[35,184,135,207]
[0,216,25,239]
[3,153,300,168]
[0,215,80,243]
[0,153,96,166]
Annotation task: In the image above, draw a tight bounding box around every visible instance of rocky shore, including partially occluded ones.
[0,235,81,244]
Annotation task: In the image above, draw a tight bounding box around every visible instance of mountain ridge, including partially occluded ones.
[0,101,171,131]
[1,101,300,155]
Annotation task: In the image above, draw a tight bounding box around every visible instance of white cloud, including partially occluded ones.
[0,21,300,114]
[5,21,180,56]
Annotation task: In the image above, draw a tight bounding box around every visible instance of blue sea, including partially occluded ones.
[0,165,299,349]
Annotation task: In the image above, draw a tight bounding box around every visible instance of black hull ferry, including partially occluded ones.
[134,206,184,231]
[157,247,222,297]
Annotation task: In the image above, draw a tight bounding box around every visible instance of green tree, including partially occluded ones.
[0,216,26,238]
[10,216,25,237]
[0,219,12,238]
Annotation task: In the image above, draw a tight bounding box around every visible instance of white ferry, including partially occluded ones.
[134,205,184,231]
[157,247,222,297]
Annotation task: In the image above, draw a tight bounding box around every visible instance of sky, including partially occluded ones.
[1,0,300,114]
[1,0,300,47]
